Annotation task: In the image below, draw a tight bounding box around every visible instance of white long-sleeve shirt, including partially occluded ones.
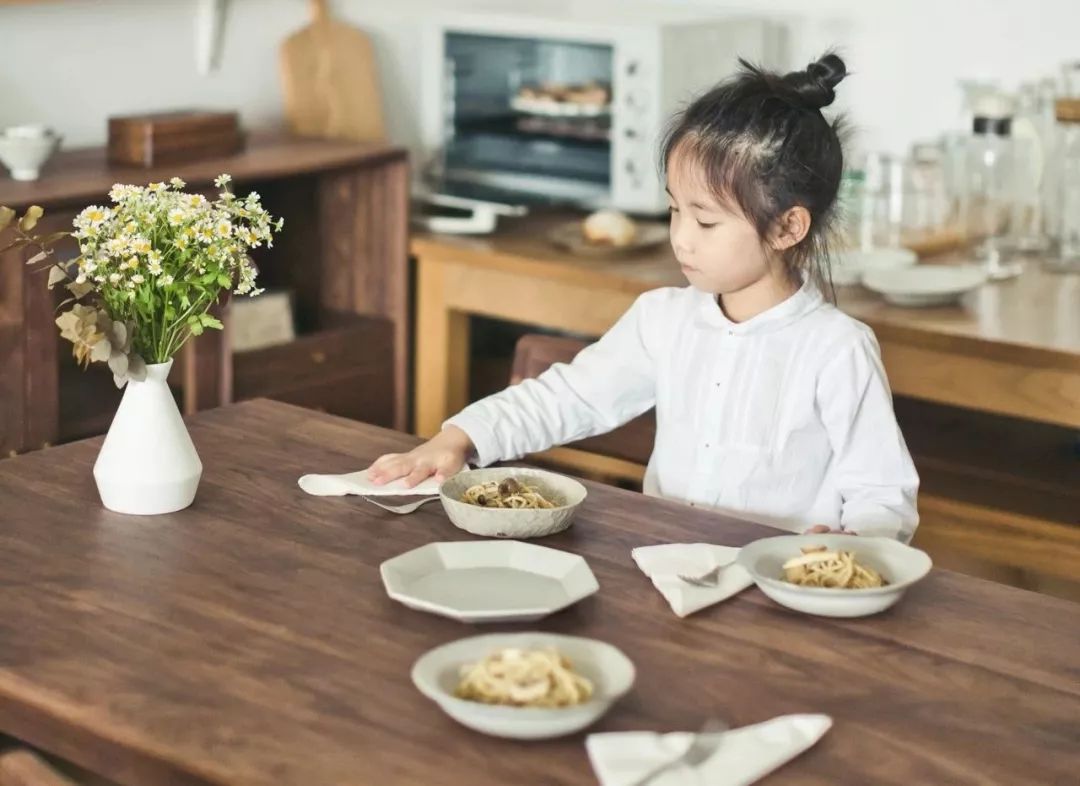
[446,280,920,541]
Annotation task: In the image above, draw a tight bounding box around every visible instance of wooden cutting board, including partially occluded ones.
[279,0,385,142]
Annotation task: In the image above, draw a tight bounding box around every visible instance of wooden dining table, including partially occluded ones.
[0,399,1077,785]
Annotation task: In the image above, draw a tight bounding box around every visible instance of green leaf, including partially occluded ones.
[217,274,231,288]
[200,314,223,330]
[189,321,204,337]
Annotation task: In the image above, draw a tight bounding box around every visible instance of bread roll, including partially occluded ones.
[582,209,637,247]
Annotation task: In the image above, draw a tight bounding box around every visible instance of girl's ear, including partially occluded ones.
[768,206,812,251]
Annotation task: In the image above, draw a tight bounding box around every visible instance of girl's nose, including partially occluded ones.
[671,221,694,257]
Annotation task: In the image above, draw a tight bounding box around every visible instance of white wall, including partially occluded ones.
[1,0,1078,161]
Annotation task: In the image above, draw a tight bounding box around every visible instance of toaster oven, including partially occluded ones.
[421,9,785,214]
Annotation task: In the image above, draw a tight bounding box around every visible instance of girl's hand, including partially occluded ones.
[366,426,474,488]
[804,525,854,535]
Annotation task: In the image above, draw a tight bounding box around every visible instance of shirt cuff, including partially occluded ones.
[840,505,918,543]
[443,410,502,468]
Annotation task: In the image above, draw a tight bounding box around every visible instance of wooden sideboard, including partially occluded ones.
[0,134,409,456]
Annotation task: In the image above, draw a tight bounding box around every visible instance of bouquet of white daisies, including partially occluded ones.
[0,174,283,386]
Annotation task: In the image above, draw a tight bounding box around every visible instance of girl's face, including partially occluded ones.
[665,153,774,296]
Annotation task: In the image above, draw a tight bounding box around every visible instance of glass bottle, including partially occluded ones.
[967,91,1022,279]
[1047,98,1080,272]
[1009,82,1051,252]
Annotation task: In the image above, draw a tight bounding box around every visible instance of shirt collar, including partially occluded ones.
[694,275,824,335]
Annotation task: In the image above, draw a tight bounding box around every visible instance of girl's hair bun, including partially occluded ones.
[784,53,847,110]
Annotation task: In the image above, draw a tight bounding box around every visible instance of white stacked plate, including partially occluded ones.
[862,264,988,307]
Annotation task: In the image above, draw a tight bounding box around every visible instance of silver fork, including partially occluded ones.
[627,718,728,786]
[361,496,440,515]
[677,561,735,587]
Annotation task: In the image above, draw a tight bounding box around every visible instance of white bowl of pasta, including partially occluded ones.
[411,632,635,740]
[737,534,932,618]
[439,468,588,539]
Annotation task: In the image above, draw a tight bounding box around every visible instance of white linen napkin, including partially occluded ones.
[297,471,443,497]
[631,544,754,617]
[587,714,832,786]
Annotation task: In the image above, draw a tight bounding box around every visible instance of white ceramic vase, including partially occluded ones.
[93,360,202,515]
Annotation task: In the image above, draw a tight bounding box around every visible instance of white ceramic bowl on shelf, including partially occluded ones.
[0,126,61,181]
[832,247,918,286]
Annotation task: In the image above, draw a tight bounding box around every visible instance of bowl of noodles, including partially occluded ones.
[439,468,587,538]
[736,534,932,618]
[410,632,635,739]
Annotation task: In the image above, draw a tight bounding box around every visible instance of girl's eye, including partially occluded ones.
[696,220,717,229]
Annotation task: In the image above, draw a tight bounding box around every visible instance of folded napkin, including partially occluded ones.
[631,544,754,617]
[297,471,443,497]
[587,714,832,786]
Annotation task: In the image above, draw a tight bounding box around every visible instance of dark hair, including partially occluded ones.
[660,52,848,297]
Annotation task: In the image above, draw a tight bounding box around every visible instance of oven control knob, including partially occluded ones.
[625,89,648,114]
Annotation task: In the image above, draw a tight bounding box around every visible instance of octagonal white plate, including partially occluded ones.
[380,540,599,623]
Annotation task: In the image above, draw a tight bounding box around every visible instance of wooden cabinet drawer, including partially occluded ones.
[233,316,395,427]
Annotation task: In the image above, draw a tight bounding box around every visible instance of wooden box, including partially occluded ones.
[107,110,243,167]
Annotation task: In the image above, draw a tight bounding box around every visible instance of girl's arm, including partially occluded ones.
[369,292,661,487]
[816,328,920,541]
[445,291,660,467]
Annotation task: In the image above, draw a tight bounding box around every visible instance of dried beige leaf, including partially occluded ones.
[47,265,67,289]
[110,321,127,348]
[55,310,80,337]
[126,354,147,382]
[66,280,94,300]
[89,336,112,363]
[18,205,44,232]
[107,350,128,377]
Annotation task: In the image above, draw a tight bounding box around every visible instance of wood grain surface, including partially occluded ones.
[0,400,1077,785]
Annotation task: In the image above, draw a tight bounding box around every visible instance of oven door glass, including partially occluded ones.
[439,32,614,203]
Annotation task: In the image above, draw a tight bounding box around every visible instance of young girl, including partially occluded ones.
[369,53,920,542]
